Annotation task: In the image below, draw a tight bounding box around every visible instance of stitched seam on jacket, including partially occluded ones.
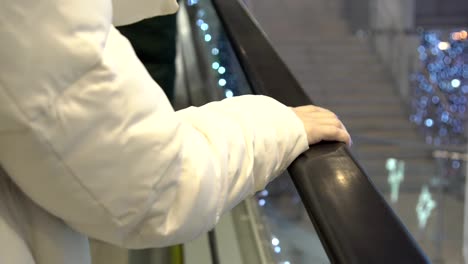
[0,53,103,121]
[0,71,124,234]
[32,126,123,225]
[0,4,107,123]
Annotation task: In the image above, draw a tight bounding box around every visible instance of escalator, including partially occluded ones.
[92,0,466,263]
[237,0,468,263]
[178,0,430,263]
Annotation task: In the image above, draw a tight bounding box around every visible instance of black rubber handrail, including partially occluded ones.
[210,0,430,263]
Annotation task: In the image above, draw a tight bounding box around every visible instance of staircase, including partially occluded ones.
[247,0,436,190]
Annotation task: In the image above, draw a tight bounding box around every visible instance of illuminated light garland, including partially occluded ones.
[410,30,467,149]
[191,1,240,99]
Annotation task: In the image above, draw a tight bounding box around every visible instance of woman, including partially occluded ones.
[0,0,350,263]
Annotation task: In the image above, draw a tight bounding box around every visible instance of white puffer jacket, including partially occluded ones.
[0,0,309,263]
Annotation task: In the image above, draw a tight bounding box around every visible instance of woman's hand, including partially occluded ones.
[291,105,352,147]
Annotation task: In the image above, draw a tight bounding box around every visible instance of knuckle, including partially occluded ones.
[327,111,337,118]
[334,120,342,127]
[309,105,319,112]
[330,127,341,136]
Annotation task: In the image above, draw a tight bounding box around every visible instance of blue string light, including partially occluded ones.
[192,6,240,98]
[410,30,467,148]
